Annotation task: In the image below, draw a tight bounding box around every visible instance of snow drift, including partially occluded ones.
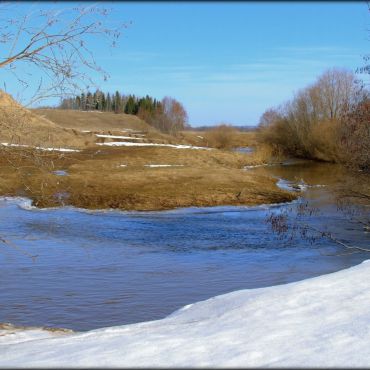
[1,260,370,367]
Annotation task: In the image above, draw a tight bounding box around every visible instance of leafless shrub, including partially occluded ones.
[257,68,369,168]
[339,99,370,172]
[204,124,238,149]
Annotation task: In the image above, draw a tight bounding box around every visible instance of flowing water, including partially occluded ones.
[0,159,369,331]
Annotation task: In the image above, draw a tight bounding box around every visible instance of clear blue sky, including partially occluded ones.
[2,2,370,126]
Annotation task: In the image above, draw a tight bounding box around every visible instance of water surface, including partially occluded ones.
[0,161,368,331]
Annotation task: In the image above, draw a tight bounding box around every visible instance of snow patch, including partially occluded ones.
[1,143,80,152]
[1,142,29,148]
[96,142,211,150]
[244,163,269,169]
[144,164,184,168]
[35,147,80,153]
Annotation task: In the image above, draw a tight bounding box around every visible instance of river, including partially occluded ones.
[0,159,368,331]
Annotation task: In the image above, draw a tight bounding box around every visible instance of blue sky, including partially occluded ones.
[1,2,369,126]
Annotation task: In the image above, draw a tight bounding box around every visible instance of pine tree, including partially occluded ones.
[106,93,112,112]
[114,91,121,113]
[124,95,136,114]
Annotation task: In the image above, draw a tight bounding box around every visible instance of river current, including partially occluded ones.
[0,160,368,331]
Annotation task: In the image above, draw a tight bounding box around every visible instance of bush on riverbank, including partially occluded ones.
[256,68,370,172]
[203,124,238,149]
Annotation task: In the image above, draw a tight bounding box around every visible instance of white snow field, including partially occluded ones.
[2,260,370,367]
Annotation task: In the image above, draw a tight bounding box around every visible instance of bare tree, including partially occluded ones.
[356,2,370,81]
[256,68,368,164]
[161,96,189,135]
[0,3,127,105]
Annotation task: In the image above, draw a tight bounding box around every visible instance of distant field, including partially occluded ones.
[33,109,153,132]
[1,100,290,211]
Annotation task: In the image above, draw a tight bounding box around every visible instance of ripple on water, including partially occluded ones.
[0,161,368,331]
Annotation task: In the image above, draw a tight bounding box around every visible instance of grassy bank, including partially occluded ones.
[0,145,296,211]
[0,99,295,211]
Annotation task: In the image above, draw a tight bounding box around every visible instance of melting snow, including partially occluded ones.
[145,164,184,168]
[35,147,80,152]
[1,261,370,367]
[1,143,80,152]
[96,142,211,150]
[244,163,269,169]
[1,142,29,148]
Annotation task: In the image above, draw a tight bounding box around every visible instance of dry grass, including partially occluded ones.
[0,99,295,210]
[31,109,201,147]
[0,145,296,210]
[32,109,152,132]
[0,92,91,149]
[181,129,257,149]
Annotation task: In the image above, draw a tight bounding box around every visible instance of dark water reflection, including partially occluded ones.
[0,161,369,331]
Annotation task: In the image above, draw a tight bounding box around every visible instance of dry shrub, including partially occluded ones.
[250,144,277,164]
[339,100,370,171]
[257,119,300,157]
[204,124,238,149]
[309,120,341,162]
[256,69,369,169]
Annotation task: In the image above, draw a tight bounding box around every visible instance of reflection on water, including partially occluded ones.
[0,161,368,331]
[234,146,254,154]
[52,170,68,176]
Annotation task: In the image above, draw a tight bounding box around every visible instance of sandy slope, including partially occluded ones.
[0,91,93,149]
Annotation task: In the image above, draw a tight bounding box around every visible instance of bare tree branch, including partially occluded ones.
[0,3,128,104]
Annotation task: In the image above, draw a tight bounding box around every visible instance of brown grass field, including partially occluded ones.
[0,145,295,210]
[0,94,295,210]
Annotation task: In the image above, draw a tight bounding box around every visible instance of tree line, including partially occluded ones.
[59,91,188,134]
[257,68,369,172]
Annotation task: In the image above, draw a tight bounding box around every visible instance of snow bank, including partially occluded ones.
[96,142,211,150]
[2,261,370,367]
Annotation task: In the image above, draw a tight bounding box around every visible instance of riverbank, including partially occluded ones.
[2,260,370,367]
[0,145,295,210]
